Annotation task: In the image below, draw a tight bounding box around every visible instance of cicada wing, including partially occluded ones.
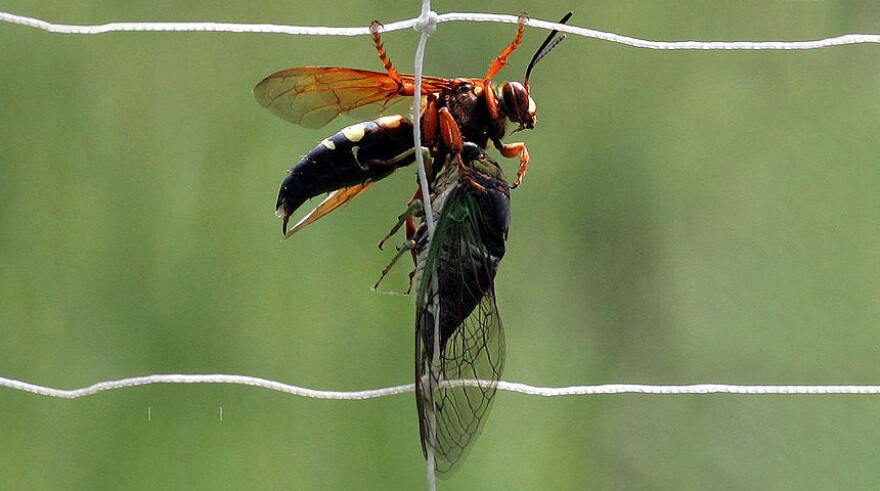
[417,289,505,477]
[415,183,508,477]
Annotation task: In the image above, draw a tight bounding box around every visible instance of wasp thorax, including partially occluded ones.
[499,81,536,130]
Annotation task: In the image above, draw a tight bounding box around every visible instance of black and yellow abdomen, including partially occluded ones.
[275,115,415,228]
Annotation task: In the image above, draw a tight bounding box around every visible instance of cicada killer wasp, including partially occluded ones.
[254,12,571,237]
[254,12,571,475]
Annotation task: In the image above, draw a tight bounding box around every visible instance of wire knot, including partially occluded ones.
[414,10,438,36]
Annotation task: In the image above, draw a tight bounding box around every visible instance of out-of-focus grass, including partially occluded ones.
[2,2,880,489]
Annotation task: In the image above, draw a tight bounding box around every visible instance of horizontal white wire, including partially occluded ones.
[2,10,879,50]
[2,6,878,416]
[3,374,880,400]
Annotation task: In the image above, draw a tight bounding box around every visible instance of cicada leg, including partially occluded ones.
[373,214,422,293]
[373,181,428,293]
[377,196,423,250]
[372,238,417,291]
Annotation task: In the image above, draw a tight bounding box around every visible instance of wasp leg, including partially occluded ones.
[494,138,531,188]
[484,12,527,82]
[421,94,440,151]
[365,146,419,169]
[439,108,486,193]
[483,12,528,119]
[370,21,415,96]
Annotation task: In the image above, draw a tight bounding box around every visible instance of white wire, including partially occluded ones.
[2,10,879,50]
[4,374,880,399]
[4,9,880,488]
[411,6,440,490]
[1,1,879,406]
[411,12,437,238]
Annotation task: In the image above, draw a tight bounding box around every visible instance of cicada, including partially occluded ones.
[412,143,510,475]
[371,142,509,474]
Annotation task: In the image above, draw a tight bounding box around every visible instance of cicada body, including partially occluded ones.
[411,145,511,475]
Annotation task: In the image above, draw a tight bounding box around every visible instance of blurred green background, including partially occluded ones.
[3,1,880,489]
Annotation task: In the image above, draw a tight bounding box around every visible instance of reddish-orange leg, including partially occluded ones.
[481,13,532,187]
[372,21,443,176]
[439,108,485,192]
[494,139,531,188]
[372,20,487,194]
[371,21,416,96]
[483,13,528,119]
[421,95,440,154]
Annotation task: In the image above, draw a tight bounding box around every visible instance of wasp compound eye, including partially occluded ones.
[500,81,535,130]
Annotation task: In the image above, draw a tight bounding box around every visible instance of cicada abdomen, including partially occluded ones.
[413,146,511,476]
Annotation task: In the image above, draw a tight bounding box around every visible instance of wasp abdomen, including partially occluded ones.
[275,115,415,227]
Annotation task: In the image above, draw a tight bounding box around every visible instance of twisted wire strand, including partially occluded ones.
[4,375,880,400]
[2,10,878,50]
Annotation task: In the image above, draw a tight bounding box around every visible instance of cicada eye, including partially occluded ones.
[500,81,536,130]
[461,142,482,162]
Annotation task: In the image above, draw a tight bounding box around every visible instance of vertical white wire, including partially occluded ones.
[412,21,436,238]
[8,6,880,489]
[412,4,440,490]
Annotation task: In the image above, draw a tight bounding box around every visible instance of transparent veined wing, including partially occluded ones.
[254,67,457,129]
[414,161,511,476]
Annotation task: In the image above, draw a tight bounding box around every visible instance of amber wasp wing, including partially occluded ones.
[253,66,458,128]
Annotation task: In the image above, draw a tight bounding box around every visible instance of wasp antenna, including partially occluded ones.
[524,11,573,87]
[531,34,566,69]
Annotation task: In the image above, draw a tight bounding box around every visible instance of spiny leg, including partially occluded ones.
[439,107,485,193]
[375,190,424,293]
[370,21,415,95]
[494,139,531,188]
[483,13,528,119]
[378,195,423,250]
[484,12,528,82]
[372,238,417,291]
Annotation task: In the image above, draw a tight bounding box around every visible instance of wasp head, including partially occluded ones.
[508,11,571,133]
[499,81,536,132]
